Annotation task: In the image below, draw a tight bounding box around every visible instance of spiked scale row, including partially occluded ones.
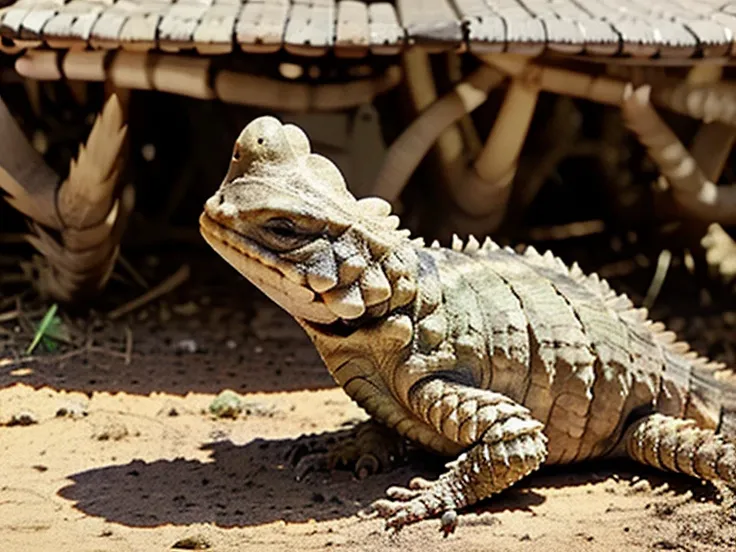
[441,232,726,377]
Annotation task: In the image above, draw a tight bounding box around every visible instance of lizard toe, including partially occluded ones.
[372,482,458,531]
[385,485,424,500]
[382,476,436,500]
[382,496,444,531]
[370,498,404,518]
[408,476,435,490]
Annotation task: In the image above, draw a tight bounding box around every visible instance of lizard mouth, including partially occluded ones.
[199,211,339,325]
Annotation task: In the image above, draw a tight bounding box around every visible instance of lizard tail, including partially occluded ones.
[669,365,736,437]
[624,412,736,486]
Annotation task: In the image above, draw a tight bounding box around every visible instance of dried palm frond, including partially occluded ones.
[0,93,131,302]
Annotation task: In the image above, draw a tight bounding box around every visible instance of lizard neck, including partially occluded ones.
[295,231,423,327]
[295,237,426,352]
[362,239,422,320]
[298,243,446,394]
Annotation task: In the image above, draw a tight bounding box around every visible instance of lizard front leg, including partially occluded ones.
[370,377,548,533]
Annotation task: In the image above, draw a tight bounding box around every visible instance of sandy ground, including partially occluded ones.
[2,249,736,552]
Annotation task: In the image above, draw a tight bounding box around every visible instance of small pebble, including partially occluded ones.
[628,479,652,494]
[226,339,237,350]
[176,339,198,354]
[171,534,211,550]
[208,390,243,419]
[56,401,88,419]
[7,410,38,426]
[94,423,129,441]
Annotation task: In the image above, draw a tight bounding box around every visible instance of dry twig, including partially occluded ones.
[108,264,191,320]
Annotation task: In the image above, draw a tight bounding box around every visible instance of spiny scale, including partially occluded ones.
[437,231,729,379]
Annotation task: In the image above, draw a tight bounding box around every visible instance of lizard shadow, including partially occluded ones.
[57,425,715,531]
[507,457,719,506]
[56,431,547,529]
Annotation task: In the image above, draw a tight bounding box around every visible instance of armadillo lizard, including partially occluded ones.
[199,116,736,533]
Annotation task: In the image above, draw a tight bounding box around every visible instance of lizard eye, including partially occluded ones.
[264,217,300,239]
[260,217,325,251]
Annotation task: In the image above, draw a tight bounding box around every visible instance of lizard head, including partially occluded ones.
[199,116,419,327]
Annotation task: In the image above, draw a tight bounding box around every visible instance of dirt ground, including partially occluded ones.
[2,247,736,552]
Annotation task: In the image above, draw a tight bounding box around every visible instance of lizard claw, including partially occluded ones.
[286,434,330,466]
[293,452,329,481]
[440,510,458,536]
[355,453,381,479]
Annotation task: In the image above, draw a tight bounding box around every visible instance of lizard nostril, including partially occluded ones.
[257,137,264,145]
[218,194,225,206]
[233,150,241,161]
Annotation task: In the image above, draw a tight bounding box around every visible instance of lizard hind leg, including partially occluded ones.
[623,413,736,487]
[288,420,408,481]
[370,379,548,533]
